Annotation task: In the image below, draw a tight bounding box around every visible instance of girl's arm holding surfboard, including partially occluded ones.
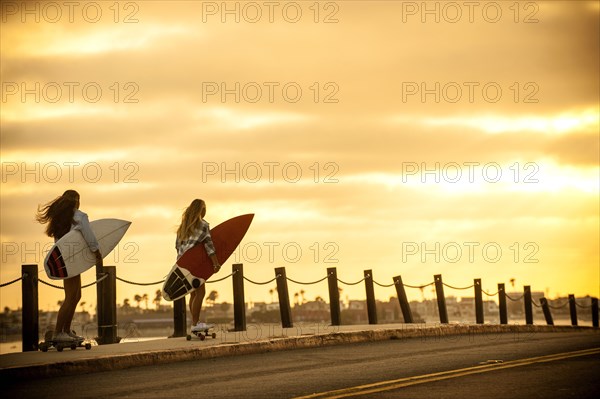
[74,210,104,269]
[201,229,221,272]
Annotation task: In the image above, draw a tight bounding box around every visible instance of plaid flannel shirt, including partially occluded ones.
[176,219,216,259]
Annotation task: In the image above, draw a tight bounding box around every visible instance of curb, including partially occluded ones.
[1,324,596,381]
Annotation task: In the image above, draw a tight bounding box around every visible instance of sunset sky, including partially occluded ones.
[1,1,598,314]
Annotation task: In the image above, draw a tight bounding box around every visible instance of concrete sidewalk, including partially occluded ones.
[1,323,596,381]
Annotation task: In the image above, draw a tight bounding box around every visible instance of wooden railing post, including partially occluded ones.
[540,297,554,325]
[21,264,39,352]
[434,274,448,324]
[364,270,377,325]
[524,286,533,325]
[232,263,246,332]
[568,294,577,326]
[171,296,187,337]
[474,278,484,324]
[393,275,413,323]
[592,297,599,328]
[498,283,508,325]
[96,266,119,344]
[327,267,341,326]
[275,267,293,328]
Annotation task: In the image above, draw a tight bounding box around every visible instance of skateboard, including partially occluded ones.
[39,331,92,352]
[186,325,217,341]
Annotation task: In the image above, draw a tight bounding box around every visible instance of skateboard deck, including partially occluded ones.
[162,214,254,301]
[187,325,217,341]
[39,331,92,352]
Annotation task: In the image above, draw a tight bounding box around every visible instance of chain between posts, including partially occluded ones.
[403,282,435,289]
[207,270,237,283]
[546,301,570,309]
[506,293,525,301]
[443,282,475,290]
[244,274,280,285]
[0,277,22,287]
[39,273,109,290]
[482,289,499,296]
[286,275,329,285]
[374,280,395,288]
[116,276,165,286]
[575,300,593,308]
[337,276,368,286]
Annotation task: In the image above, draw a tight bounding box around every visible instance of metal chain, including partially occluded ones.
[82,273,109,288]
[374,280,395,288]
[244,275,280,285]
[547,301,570,309]
[207,271,236,284]
[39,273,109,290]
[482,289,499,296]
[287,275,329,285]
[337,277,367,286]
[39,279,64,289]
[443,282,475,290]
[116,276,165,286]
[575,300,592,309]
[505,293,525,301]
[0,277,22,287]
[531,299,542,308]
[403,282,435,289]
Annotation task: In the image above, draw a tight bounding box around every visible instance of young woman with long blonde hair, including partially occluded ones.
[176,199,221,332]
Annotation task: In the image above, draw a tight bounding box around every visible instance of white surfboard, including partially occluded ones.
[44,219,131,280]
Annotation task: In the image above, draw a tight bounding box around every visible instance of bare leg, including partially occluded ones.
[190,284,206,326]
[189,290,196,317]
[55,275,82,335]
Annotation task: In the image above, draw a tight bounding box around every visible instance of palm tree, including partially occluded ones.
[300,290,306,304]
[134,294,142,309]
[510,278,516,289]
[153,290,162,310]
[207,290,219,307]
[294,292,300,306]
[269,288,274,303]
[79,301,86,313]
[123,298,131,313]
[142,293,149,310]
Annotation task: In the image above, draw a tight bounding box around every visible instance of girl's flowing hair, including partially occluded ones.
[36,190,80,239]
[176,199,206,241]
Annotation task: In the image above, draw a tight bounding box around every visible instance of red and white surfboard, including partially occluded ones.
[162,214,253,301]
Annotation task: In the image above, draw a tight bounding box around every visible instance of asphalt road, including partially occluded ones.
[5,331,599,398]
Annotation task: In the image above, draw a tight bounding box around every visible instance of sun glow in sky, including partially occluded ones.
[419,108,599,134]
[1,1,598,314]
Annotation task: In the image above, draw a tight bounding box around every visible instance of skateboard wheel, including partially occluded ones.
[85,343,92,350]
[200,334,206,341]
[40,344,48,352]
[186,335,192,341]
[71,344,77,350]
[192,278,201,288]
[57,346,64,352]
[211,333,217,339]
